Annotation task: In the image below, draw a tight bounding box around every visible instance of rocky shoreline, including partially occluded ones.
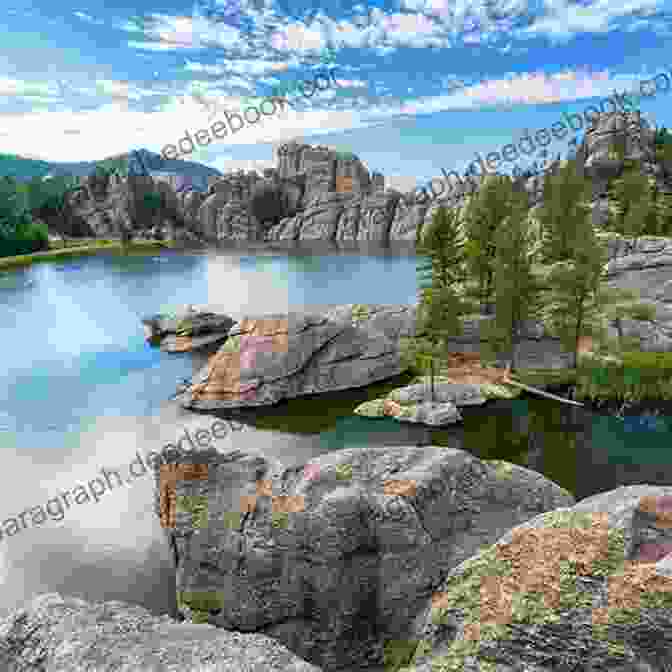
[3,446,672,670]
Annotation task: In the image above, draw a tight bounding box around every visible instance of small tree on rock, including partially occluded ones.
[404,204,469,400]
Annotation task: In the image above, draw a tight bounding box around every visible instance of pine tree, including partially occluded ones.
[487,189,543,371]
[655,188,672,236]
[406,205,469,400]
[416,205,467,293]
[543,225,608,370]
[608,165,648,236]
[463,175,516,314]
[538,159,592,264]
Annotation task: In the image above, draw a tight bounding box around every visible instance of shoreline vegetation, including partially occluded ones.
[0,238,173,270]
[402,132,672,408]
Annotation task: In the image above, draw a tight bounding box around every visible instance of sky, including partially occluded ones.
[2,0,672,192]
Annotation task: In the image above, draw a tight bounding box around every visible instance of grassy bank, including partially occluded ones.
[407,347,672,404]
[0,238,176,270]
[500,351,672,403]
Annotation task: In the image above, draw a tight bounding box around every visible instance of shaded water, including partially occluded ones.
[0,244,670,620]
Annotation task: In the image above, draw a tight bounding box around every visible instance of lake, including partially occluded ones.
[1,243,670,620]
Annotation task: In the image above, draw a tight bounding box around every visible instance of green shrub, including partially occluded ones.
[575,350,672,401]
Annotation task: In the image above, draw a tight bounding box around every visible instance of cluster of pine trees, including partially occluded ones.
[404,153,660,397]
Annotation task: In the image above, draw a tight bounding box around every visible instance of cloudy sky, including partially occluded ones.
[1,0,672,191]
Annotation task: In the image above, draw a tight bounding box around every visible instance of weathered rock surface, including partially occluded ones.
[41,170,206,243]
[601,235,672,351]
[408,485,672,672]
[152,443,575,671]
[354,379,522,426]
[0,593,321,672]
[142,307,236,352]
[175,304,419,410]
[389,400,463,425]
[44,112,672,247]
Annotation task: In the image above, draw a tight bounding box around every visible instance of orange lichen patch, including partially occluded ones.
[603,561,672,613]
[160,463,209,484]
[160,483,177,529]
[191,348,242,402]
[191,318,289,402]
[256,479,274,497]
[384,479,417,497]
[479,575,513,627]
[170,336,194,352]
[159,463,209,529]
[432,592,450,610]
[383,399,403,417]
[637,495,672,529]
[271,495,305,513]
[577,335,595,355]
[240,494,257,513]
[469,513,612,629]
[239,317,289,349]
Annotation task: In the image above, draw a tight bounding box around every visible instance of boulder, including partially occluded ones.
[152,443,574,670]
[142,308,236,352]
[175,304,419,410]
[408,485,672,672]
[0,593,320,672]
[389,382,488,406]
[390,400,463,426]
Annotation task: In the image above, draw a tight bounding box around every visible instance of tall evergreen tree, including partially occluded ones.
[538,159,592,264]
[543,225,608,370]
[486,188,542,371]
[608,163,648,236]
[416,205,467,292]
[655,187,672,236]
[463,175,516,314]
[405,205,469,400]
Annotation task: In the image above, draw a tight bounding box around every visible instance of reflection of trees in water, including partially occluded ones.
[456,398,583,496]
[287,255,323,273]
[527,401,582,496]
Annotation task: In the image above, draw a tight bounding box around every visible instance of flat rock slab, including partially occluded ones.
[390,382,488,406]
[0,593,321,672]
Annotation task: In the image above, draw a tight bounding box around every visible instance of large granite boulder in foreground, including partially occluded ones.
[0,593,320,672]
[407,485,672,672]
[175,303,419,410]
[152,442,574,670]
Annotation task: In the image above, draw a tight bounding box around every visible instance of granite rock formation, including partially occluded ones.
[409,485,672,671]
[142,307,237,352]
[0,593,320,671]
[44,112,672,248]
[174,304,421,411]
[151,442,574,671]
[40,170,205,243]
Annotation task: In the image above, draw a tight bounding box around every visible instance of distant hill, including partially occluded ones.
[0,149,222,191]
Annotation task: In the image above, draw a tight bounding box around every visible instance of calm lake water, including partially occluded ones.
[1,243,670,619]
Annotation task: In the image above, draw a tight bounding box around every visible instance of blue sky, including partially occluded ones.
[2,0,672,192]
